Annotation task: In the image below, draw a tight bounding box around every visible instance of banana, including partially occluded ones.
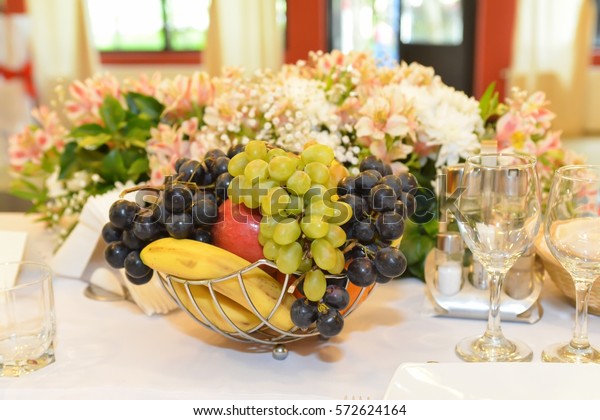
[171,281,261,333]
[141,238,295,331]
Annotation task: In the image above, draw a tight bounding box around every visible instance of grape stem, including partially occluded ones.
[118,181,216,198]
[341,239,376,258]
[286,272,306,294]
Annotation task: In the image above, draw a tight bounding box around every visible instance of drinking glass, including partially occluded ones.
[0,261,56,377]
[543,165,600,363]
[454,153,541,362]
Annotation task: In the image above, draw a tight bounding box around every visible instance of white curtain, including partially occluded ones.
[204,0,283,76]
[26,0,99,106]
[509,0,597,137]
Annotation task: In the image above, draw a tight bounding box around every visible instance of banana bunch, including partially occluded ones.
[140,238,295,332]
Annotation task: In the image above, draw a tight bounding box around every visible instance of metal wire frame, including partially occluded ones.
[157,259,371,348]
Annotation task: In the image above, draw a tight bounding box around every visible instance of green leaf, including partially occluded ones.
[478,81,499,122]
[100,150,127,183]
[69,123,107,138]
[127,157,149,181]
[99,96,126,133]
[125,92,165,121]
[126,138,149,149]
[77,134,112,150]
[58,142,78,179]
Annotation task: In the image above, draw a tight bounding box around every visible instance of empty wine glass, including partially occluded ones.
[454,153,541,362]
[543,165,600,363]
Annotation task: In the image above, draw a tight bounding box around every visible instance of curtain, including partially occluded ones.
[26,0,99,106]
[204,0,283,76]
[508,0,597,137]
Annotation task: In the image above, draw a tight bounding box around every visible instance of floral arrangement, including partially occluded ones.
[8,50,580,278]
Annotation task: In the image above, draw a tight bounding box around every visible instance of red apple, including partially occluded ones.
[212,199,264,263]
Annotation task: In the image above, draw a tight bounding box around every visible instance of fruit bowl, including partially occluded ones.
[156,259,372,359]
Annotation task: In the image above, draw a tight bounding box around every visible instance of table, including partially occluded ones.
[1,212,598,400]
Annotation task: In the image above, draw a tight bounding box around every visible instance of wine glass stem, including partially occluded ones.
[571,279,593,350]
[485,270,505,340]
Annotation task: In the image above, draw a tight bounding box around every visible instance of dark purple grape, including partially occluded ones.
[101,222,123,243]
[125,270,153,285]
[376,273,394,284]
[353,220,376,244]
[104,241,130,269]
[316,308,344,337]
[400,192,416,217]
[377,174,403,197]
[122,229,147,250]
[108,199,138,230]
[337,194,367,222]
[355,170,380,196]
[212,156,230,178]
[337,175,357,196]
[382,164,393,176]
[195,190,217,204]
[291,298,318,329]
[200,164,215,186]
[374,247,407,278]
[124,250,152,278]
[375,211,405,241]
[347,257,377,287]
[166,212,194,239]
[323,285,350,310]
[174,157,189,173]
[359,155,386,175]
[192,198,218,226]
[393,200,406,219]
[344,245,367,261]
[132,210,163,241]
[164,183,194,214]
[215,172,233,202]
[205,149,227,161]
[369,184,397,212]
[190,227,212,243]
[227,143,245,158]
[398,172,418,193]
[178,160,203,183]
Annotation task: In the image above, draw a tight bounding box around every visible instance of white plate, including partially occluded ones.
[384,363,600,400]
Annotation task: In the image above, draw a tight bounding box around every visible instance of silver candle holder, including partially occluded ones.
[424,164,543,324]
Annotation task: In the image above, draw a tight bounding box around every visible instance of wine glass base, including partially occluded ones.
[542,342,600,363]
[456,334,533,362]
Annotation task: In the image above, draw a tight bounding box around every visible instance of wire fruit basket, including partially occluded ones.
[157,259,373,360]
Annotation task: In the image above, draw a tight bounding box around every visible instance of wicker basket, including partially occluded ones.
[534,234,600,316]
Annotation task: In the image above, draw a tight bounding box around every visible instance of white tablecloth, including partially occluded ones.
[0,213,597,400]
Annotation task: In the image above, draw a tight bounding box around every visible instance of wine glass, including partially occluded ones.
[454,153,541,362]
[543,165,600,363]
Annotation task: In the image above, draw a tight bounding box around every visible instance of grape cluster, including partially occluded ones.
[102,147,236,285]
[338,155,415,287]
[227,140,357,337]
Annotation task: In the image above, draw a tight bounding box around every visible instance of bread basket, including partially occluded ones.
[535,234,600,316]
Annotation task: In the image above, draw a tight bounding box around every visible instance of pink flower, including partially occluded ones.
[355,97,410,140]
[65,74,121,125]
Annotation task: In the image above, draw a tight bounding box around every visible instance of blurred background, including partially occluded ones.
[1,0,598,210]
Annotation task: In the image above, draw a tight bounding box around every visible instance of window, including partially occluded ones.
[87,0,288,65]
[329,0,400,63]
[87,0,210,53]
[400,0,463,45]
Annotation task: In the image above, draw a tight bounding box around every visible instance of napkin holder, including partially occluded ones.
[424,164,543,324]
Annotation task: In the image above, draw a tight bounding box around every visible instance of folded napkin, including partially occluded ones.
[50,186,178,315]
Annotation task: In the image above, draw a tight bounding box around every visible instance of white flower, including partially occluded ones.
[45,170,68,199]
